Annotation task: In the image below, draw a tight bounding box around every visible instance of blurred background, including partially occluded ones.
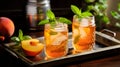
[0,0,82,33]
[0,0,120,37]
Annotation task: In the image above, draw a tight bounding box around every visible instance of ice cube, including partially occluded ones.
[50,33,59,41]
[73,28,79,37]
[51,33,67,45]
[55,27,65,32]
[80,28,87,38]
[54,23,67,32]
[80,27,90,39]
[80,18,89,27]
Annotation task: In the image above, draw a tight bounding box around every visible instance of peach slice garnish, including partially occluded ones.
[21,39,44,56]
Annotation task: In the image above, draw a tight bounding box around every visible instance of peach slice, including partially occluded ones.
[21,39,44,56]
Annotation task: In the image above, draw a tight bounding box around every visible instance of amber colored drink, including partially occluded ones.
[72,15,95,53]
[44,22,68,59]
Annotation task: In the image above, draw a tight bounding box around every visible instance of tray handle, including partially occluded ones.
[101,29,116,38]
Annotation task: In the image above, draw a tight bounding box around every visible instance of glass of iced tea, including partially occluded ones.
[44,21,68,59]
[72,15,95,53]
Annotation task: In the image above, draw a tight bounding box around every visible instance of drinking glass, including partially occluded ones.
[44,21,68,59]
[72,15,96,53]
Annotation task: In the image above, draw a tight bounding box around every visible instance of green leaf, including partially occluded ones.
[85,0,95,3]
[50,21,56,28]
[99,4,106,11]
[47,10,55,21]
[18,29,23,41]
[23,35,32,40]
[111,11,120,19]
[118,4,120,12]
[116,22,120,27]
[81,11,93,18]
[11,37,20,42]
[38,19,49,25]
[58,17,71,24]
[99,0,106,3]
[87,5,94,11]
[94,3,100,13]
[102,16,110,24]
[71,5,81,17]
[111,11,116,16]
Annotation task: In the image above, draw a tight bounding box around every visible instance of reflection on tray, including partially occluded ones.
[3,32,120,67]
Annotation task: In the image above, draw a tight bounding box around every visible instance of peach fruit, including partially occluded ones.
[21,39,44,56]
[0,17,15,41]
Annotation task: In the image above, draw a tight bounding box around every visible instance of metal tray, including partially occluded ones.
[2,30,120,67]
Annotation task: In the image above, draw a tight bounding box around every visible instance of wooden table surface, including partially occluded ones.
[0,29,120,67]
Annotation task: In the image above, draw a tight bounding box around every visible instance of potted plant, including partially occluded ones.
[83,0,110,31]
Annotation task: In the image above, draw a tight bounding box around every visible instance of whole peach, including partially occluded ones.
[0,17,15,41]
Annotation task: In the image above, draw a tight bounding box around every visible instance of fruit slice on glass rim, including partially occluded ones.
[21,39,44,56]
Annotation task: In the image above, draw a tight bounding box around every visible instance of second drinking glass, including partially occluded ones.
[72,15,95,53]
[71,5,96,53]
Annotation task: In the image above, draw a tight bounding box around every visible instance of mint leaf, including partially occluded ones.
[71,5,81,17]
[18,29,23,41]
[47,10,55,21]
[38,19,49,25]
[23,35,32,40]
[50,21,56,28]
[11,29,32,45]
[81,11,93,18]
[11,37,20,42]
[58,17,71,24]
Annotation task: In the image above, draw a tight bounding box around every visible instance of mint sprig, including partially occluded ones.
[38,10,71,25]
[71,5,93,18]
[11,29,32,45]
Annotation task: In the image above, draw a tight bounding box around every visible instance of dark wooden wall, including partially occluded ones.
[0,0,27,33]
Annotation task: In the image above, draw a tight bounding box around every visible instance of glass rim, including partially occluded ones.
[73,15,94,19]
